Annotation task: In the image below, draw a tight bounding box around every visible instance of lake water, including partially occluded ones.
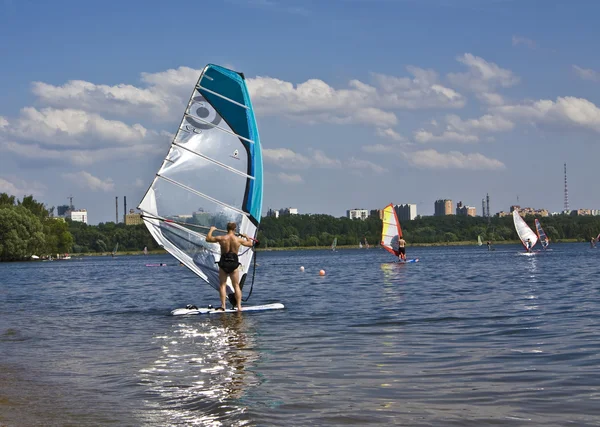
[2,243,600,426]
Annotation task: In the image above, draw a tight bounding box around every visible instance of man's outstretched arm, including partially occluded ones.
[206,226,219,243]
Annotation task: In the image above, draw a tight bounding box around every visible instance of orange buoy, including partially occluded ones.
[319,269,325,276]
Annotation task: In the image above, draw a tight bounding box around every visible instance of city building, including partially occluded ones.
[394,204,417,221]
[125,209,143,225]
[572,209,593,216]
[434,199,453,216]
[266,208,279,218]
[279,207,298,216]
[370,209,383,219]
[70,209,88,224]
[347,209,369,220]
[57,204,70,217]
[456,201,476,217]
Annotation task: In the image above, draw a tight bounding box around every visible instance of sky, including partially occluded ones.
[1,0,600,224]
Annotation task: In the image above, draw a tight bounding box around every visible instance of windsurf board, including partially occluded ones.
[171,302,284,315]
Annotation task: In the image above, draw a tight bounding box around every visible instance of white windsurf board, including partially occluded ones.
[171,302,284,316]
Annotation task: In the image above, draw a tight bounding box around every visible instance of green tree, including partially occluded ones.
[0,205,46,261]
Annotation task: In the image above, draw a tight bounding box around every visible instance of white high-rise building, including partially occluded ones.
[395,204,417,221]
[70,209,88,224]
[347,209,369,220]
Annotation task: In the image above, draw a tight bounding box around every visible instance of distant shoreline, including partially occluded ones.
[19,238,585,260]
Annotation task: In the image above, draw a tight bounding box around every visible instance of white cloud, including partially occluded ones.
[414,113,514,143]
[3,107,152,147]
[446,114,514,133]
[62,171,115,192]
[311,149,342,168]
[134,178,145,188]
[263,148,312,169]
[277,172,303,183]
[32,80,170,118]
[248,66,465,129]
[512,35,537,49]
[0,176,46,197]
[376,127,406,141]
[361,143,398,154]
[404,149,505,170]
[494,96,600,133]
[347,157,387,174]
[32,66,201,121]
[572,65,600,82]
[1,139,164,166]
[415,129,479,143]
[370,67,465,109]
[447,54,519,102]
[478,92,505,106]
[263,148,342,169]
[0,116,8,130]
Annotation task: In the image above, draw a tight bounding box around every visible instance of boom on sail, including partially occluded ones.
[138,64,263,301]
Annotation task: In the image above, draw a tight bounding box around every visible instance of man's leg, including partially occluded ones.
[231,269,242,311]
[218,269,228,310]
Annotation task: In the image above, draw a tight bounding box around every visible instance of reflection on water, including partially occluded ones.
[138,313,257,426]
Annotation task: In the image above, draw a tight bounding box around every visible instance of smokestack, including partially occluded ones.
[115,196,118,223]
[124,196,127,223]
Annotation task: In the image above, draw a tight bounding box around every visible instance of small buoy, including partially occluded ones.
[300,266,305,272]
[319,269,325,276]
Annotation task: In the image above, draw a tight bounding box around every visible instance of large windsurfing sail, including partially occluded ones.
[534,219,549,249]
[381,203,402,256]
[512,209,538,251]
[138,64,262,300]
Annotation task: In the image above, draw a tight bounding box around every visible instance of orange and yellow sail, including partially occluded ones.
[381,203,402,256]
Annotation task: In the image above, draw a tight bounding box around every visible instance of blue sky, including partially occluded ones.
[1,0,600,224]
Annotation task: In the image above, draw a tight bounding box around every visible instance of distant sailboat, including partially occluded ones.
[143,246,148,256]
[359,241,363,249]
[534,219,549,249]
[112,242,119,257]
[365,238,370,249]
[513,209,538,252]
[477,235,483,246]
[331,237,337,252]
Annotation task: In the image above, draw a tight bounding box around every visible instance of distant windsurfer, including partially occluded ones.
[397,237,406,261]
[487,240,492,251]
[525,238,532,252]
[206,222,254,311]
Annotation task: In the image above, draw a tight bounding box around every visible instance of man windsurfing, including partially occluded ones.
[206,222,255,311]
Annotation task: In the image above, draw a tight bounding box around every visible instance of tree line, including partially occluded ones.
[257,213,600,247]
[3,193,600,261]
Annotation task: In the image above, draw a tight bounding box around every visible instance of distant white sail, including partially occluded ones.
[138,64,263,300]
[477,235,483,246]
[513,209,538,250]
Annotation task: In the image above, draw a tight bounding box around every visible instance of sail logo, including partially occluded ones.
[185,94,222,131]
[230,149,240,160]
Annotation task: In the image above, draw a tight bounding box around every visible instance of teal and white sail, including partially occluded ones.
[138,64,263,298]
